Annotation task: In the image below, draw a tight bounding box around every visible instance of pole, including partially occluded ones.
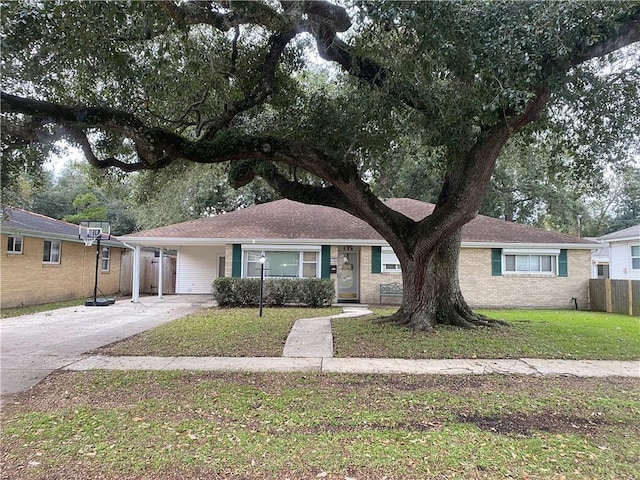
[92,237,100,304]
[259,260,264,317]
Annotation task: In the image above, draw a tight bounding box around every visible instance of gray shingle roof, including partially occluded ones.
[1,207,124,247]
[598,224,640,242]
[124,198,596,246]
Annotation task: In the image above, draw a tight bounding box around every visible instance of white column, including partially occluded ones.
[132,245,141,303]
[157,248,164,298]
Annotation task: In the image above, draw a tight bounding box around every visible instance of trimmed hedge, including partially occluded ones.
[212,277,335,307]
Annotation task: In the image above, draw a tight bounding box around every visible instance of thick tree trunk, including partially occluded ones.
[387,229,505,332]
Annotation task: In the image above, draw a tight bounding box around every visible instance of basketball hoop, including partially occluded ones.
[82,227,102,246]
[79,221,111,246]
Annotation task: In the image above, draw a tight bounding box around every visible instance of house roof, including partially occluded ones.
[597,224,640,243]
[1,207,124,247]
[123,198,596,248]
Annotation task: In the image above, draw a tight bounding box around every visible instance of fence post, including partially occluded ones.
[629,280,634,317]
[605,279,612,313]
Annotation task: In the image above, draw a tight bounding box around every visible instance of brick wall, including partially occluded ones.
[459,248,591,309]
[1,234,124,308]
[360,246,591,309]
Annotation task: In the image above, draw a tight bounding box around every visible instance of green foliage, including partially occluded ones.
[132,162,277,229]
[62,192,107,224]
[212,277,335,308]
[296,278,336,307]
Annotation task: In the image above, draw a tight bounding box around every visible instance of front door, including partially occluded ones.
[337,248,359,302]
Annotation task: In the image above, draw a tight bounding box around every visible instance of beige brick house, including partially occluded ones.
[122,199,597,309]
[1,207,126,308]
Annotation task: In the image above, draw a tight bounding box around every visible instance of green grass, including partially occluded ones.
[1,298,85,319]
[2,371,639,479]
[95,307,341,357]
[332,309,640,360]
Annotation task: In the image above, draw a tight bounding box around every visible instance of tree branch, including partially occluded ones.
[570,15,640,66]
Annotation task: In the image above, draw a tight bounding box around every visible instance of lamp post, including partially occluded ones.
[259,252,266,317]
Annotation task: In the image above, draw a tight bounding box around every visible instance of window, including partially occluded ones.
[101,247,110,272]
[7,235,23,254]
[632,245,640,270]
[382,247,401,273]
[504,254,556,274]
[244,249,319,278]
[42,240,61,264]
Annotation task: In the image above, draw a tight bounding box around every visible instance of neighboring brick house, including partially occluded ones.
[122,199,597,309]
[1,207,126,308]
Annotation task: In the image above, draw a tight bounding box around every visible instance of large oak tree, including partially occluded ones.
[2,1,639,330]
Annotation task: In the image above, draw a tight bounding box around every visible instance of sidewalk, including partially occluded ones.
[64,306,640,378]
[65,355,640,377]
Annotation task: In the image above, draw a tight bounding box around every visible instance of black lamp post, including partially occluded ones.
[259,252,266,317]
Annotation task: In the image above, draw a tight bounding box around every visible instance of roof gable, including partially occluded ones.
[124,198,596,246]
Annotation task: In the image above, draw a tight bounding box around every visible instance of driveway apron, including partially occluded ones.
[0,295,211,396]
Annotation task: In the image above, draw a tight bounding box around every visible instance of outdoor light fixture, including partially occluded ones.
[259,252,266,317]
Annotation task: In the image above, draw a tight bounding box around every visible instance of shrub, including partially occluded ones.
[297,278,335,307]
[265,278,298,306]
[212,278,335,307]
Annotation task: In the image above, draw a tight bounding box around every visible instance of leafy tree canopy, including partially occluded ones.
[2,1,638,330]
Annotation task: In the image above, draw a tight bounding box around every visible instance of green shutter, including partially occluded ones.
[372,246,382,274]
[321,245,331,279]
[232,244,242,278]
[558,249,568,277]
[491,248,502,276]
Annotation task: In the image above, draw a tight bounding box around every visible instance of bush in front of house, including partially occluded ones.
[212,278,335,307]
[297,278,336,307]
[264,278,298,306]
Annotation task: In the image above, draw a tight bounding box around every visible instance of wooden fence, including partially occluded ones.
[589,279,639,316]
[120,253,176,295]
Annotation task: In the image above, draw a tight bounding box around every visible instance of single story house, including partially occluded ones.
[121,198,598,309]
[590,224,640,280]
[1,207,126,309]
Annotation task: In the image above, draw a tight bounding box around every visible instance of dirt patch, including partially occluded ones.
[457,410,610,436]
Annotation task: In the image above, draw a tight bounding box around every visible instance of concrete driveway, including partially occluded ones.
[0,295,213,396]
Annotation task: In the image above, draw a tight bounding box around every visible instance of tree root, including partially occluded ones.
[377,306,508,332]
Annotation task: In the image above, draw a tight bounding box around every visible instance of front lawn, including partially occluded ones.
[1,371,638,479]
[333,309,640,360]
[97,307,639,360]
[95,307,341,357]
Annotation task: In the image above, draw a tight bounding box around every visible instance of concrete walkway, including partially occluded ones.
[282,306,372,357]
[65,355,639,377]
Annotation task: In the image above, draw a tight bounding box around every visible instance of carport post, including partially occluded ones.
[132,245,141,303]
[158,248,164,298]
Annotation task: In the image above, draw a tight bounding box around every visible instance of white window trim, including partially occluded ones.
[631,245,640,270]
[101,247,110,272]
[502,252,558,276]
[243,248,321,279]
[42,239,61,264]
[381,246,402,273]
[7,235,23,254]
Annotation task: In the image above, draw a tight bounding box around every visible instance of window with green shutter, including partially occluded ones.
[491,248,502,276]
[558,249,568,277]
[371,246,381,274]
[231,244,242,278]
[321,245,331,278]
